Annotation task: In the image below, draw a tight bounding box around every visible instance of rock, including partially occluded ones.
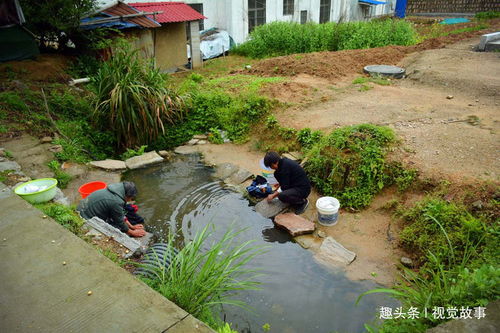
[0,161,21,172]
[193,134,208,140]
[283,151,303,162]
[48,145,63,153]
[40,136,53,144]
[446,95,454,100]
[317,230,327,238]
[274,213,315,236]
[53,188,70,206]
[174,145,198,155]
[187,139,199,145]
[89,159,127,171]
[295,235,315,249]
[0,157,5,162]
[0,149,5,157]
[400,256,414,267]
[472,200,484,209]
[125,151,164,170]
[213,163,239,180]
[255,199,289,218]
[316,237,356,265]
[197,140,207,145]
[225,168,253,185]
[158,150,174,160]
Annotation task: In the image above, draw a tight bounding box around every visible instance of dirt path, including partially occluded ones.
[274,38,500,181]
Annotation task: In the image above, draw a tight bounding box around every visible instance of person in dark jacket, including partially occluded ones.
[264,151,311,214]
[77,181,146,238]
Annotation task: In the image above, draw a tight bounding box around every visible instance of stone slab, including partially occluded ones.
[283,151,303,161]
[125,151,164,170]
[274,213,315,236]
[0,183,212,332]
[478,32,500,51]
[187,139,199,145]
[225,168,253,185]
[193,134,208,140]
[0,161,21,172]
[255,198,289,218]
[174,145,198,155]
[89,159,127,171]
[485,40,500,52]
[213,163,239,180]
[294,235,316,249]
[316,236,356,265]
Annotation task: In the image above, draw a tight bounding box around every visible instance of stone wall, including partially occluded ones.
[407,0,500,14]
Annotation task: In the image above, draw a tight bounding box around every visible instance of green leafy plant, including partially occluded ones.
[296,128,324,150]
[208,128,224,144]
[138,225,264,329]
[47,160,72,189]
[304,124,397,209]
[475,11,500,20]
[92,39,186,149]
[120,145,148,160]
[35,202,84,234]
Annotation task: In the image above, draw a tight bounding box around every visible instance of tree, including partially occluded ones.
[20,0,97,51]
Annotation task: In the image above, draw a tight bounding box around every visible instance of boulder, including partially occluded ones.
[40,136,53,144]
[174,145,198,155]
[213,163,239,180]
[400,256,414,268]
[225,168,253,185]
[125,151,164,170]
[89,159,127,171]
[48,145,63,153]
[316,236,356,265]
[0,161,21,172]
[274,213,315,236]
[158,150,174,160]
[255,198,289,218]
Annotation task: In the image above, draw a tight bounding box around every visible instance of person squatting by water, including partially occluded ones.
[77,181,146,238]
[263,151,311,214]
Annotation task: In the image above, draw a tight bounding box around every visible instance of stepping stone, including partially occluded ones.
[193,134,208,140]
[213,163,239,180]
[187,139,199,145]
[294,235,316,249]
[125,151,163,170]
[274,213,315,236]
[0,161,21,172]
[89,159,127,171]
[255,198,289,218]
[174,145,198,155]
[225,168,253,185]
[316,236,356,265]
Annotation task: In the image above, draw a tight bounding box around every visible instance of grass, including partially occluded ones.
[34,202,85,235]
[233,19,417,58]
[137,224,264,330]
[352,76,392,86]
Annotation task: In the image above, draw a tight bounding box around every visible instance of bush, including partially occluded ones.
[233,19,417,58]
[475,11,500,20]
[303,124,396,209]
[138,225,263,329]
[91,39,186,148]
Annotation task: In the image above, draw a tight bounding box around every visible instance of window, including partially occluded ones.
[319,0,331,23]
[248,0,266,33]
[188,3,204,31]
[283,0,294,16]
[300,10,308,24]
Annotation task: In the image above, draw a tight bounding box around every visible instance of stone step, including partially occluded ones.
[274,213,315,236]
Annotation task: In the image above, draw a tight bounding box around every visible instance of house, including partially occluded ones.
[127,0,397,44]
[0,0,39,62]
[82,1,205,71]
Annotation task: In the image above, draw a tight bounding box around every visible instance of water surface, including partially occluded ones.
[125,154,395,333]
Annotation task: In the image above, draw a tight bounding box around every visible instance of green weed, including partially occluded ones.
[296,128,324,150]
[35,202,85,235]
[120,145,147,160]
[138,225,264,330]
[97,248,127,267]
[47,160,72,189]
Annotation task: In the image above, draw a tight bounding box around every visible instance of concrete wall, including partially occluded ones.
[407,0,500,14]
[154,23,188,72]
[125,29,155,60]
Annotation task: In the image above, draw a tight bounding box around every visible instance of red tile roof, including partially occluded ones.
[129,2,206,23]
[103,2,160,28]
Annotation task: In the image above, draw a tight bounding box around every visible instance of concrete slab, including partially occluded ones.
[0,183,213,332]
[89,159,127,171]
[478,32,500,51]
[255,198,289,218]
[485,40,500,52]
[125,151,164,170]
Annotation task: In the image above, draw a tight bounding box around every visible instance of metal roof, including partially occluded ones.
[358,0,387,5]
[103,1,160,28]
[129,2,206,23]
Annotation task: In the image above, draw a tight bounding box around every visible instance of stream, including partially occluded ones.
[125,154,396,333]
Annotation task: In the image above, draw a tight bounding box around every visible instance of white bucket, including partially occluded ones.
[316,197,340,226]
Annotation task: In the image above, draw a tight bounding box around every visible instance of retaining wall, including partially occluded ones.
[407,0,500,14]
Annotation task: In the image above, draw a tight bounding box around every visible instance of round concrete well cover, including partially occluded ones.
[363,65,405,79]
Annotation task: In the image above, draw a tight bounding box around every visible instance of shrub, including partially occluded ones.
[35,202,85,234]
[303,124,396,209]
[138,225,263,329]
[475,11,500,20]
[233,19,417,58]
[91,39,186,148]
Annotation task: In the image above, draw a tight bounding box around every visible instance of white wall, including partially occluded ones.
[113,0,396,44]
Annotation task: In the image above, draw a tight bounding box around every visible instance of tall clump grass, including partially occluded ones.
[137,225,264,330]
[91,39,186,149]
[232,19,417,58]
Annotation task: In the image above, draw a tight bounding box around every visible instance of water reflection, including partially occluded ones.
[125,154,396,333]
